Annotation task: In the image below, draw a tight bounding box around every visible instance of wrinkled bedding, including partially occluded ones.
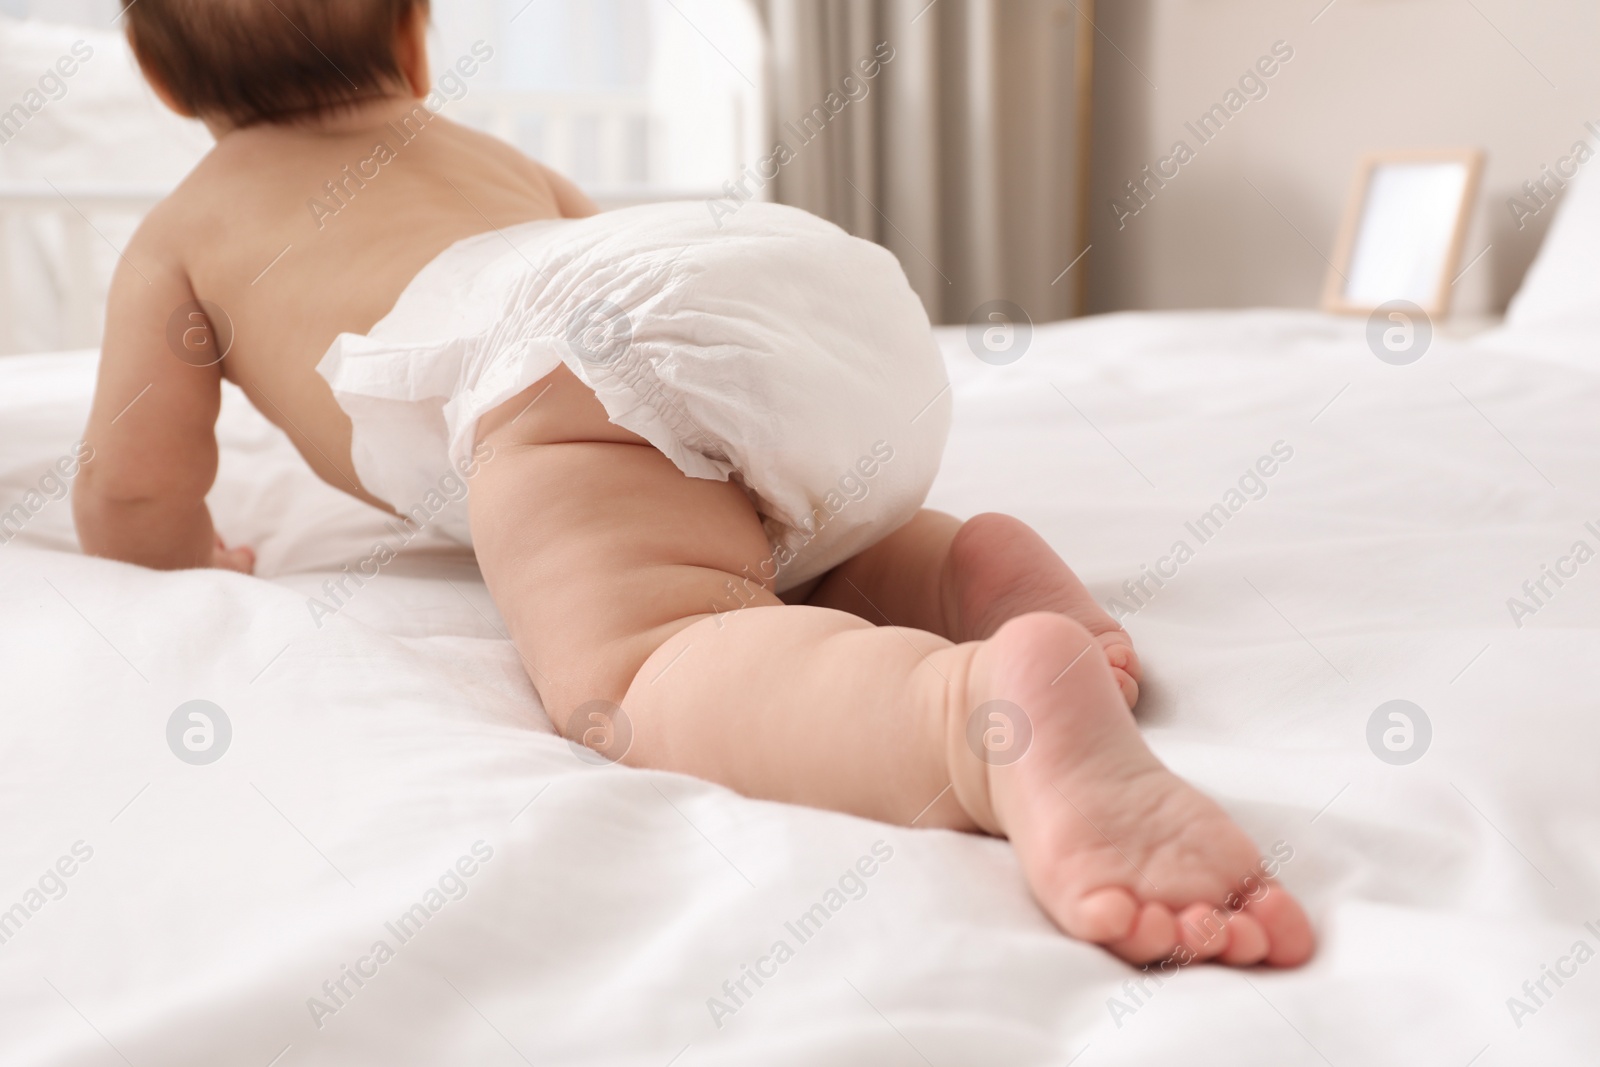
[1,309,1596,1066]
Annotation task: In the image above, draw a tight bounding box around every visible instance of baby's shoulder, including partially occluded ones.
[123,183,197,268]
[127,139,267,258]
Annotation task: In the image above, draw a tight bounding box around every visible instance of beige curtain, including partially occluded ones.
[755,0,1092,325]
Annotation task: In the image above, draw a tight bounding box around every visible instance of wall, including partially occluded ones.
[1086,0,1600,316]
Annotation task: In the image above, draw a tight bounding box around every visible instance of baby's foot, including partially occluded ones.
[951,612,1314,967]
[944,513,1141,707]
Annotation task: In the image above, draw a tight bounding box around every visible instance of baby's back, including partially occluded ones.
[136,100,583,505]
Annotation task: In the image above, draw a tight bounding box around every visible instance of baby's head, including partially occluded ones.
[121,0,430,130]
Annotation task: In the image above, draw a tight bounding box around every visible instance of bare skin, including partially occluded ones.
[75,10,1313,968]
[74,7,591,568]
[468,373,1312,967]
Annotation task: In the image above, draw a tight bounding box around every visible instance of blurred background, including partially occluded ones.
[1,0,1597,351]
[0,0,762,352]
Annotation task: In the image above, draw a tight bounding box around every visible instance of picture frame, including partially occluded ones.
[1322,148,1485,318]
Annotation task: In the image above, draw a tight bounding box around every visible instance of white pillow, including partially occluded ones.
[0,14,211,354]
[1505,159,1600,330]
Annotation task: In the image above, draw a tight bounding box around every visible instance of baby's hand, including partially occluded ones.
[212,536,256,574]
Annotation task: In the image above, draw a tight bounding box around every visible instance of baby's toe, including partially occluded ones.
[1061,885,1140,943]
[1097,634,1141,708]
[1107,901,1178,964]
[1218,912,1271,966]
[1249,884,1316,967]
[1176,903,1229,960]
[1109,666,1139,710]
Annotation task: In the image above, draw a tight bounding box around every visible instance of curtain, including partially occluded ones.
[754,0,1093,325]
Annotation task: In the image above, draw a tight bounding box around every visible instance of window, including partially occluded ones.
[0,0,764,351]
[1,0,766,202]
[430,0,764,203]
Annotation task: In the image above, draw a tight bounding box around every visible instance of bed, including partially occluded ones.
[3,303,1598,1065]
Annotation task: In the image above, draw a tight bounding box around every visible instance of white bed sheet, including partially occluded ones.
[1,309,1597,1066]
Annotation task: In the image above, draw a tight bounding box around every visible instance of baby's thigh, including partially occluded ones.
[469,417,780,721]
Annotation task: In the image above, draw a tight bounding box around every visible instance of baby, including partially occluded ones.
[76,0,1312,969]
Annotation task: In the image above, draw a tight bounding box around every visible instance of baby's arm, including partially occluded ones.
[74,237,248,572]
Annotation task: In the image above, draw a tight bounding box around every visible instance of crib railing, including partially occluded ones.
[0,185,165,354]
[0,166,725,355]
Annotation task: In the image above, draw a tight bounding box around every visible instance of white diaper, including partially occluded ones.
[317,201,951,591]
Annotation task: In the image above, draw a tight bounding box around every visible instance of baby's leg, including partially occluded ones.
[469,379,1312,967]
[802,510,1143,706]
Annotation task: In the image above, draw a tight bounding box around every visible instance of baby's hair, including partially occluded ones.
[121,0,430,128]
